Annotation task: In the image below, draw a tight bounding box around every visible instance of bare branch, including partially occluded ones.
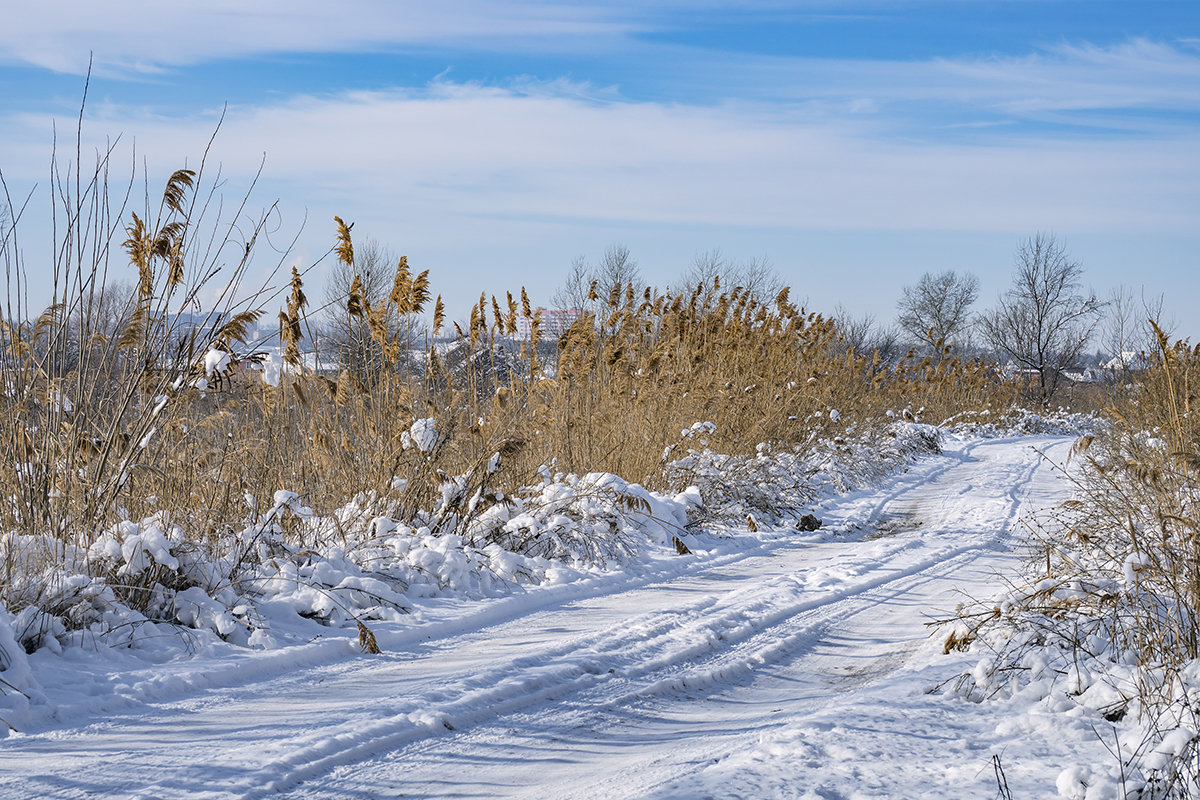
[979,233,1103,405]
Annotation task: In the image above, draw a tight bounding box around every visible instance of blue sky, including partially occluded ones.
[1,1,1198,343]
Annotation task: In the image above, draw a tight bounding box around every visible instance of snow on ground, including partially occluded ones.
[0,433,1112,798]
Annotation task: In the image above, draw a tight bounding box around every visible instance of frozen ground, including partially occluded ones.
[0,434,1110,799]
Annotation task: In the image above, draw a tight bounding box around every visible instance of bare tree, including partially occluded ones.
[896,270,979,355]
[592,244,641,306]
[319,237,421,379]
[46,279,140,390]
[978,234,1103,405]
[834,304,903,368]
[672,248,726,296]
[738,255,784,302]
[1104,283,1175,370]
[550,255,592,312]
[673,248,783,302]
[1104,283,1138,365]
[1141,291,1176,344]
[550,244,642,313]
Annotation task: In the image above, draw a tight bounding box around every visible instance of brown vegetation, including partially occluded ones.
[0,153,1018,615]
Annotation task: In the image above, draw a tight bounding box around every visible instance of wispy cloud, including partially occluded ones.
[0,1,638,75]
[0,0,895,74]
[4,78,1193,238]
[936,38,1200,114]
[6,0,1197,141]
[685,38,1200,134]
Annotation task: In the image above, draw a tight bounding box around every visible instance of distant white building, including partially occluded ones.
[1062,367,1104,383]
[1104,351,1151,371]
[1002,363,1103,383]
[517,308,583,341]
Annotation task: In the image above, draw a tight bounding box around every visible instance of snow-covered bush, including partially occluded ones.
[0,127,1025,691]
[666,421,941,524]
[941,406,1101,439]
[943,339,1200,798]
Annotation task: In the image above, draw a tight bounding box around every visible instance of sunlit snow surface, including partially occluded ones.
[0,435,1111,799]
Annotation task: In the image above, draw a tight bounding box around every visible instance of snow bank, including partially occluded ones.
[0,602,44,727]
[0,463,711,732]
[941,406,1101,439]
[0,417,991,737]
[949,542,1200,795]
[665,420,942,523]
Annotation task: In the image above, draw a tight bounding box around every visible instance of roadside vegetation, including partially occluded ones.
[944,332,1200,798]
[0,126,1018,650]
[2,123,1197,794]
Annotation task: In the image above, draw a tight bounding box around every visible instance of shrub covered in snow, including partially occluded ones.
[0,457,702,666]
[0,157,1033,746]
[665,420,941,524]
[943,370,1200,798]
[941,405,1101,439]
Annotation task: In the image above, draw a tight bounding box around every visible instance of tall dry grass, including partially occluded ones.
[939,324,1200,797]
[1050,326,1200,672]
[0,121,303,613]
[0,128,1017,622]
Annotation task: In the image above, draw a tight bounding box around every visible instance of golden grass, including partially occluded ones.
[0,162,1015,613]
[1058,326,1200,667]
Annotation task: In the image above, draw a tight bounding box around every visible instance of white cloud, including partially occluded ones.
[2,75,1198,335]
[4,79,1191,237]
[6,0,1199,137]
[692,38,1200,126]
[935,38,1200,114]
[0,0,895,77]
[0,1,636,75]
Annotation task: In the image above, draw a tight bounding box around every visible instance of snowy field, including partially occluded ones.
[0,433,1112,799]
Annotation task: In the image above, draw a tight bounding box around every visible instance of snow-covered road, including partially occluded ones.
[0,435,1109,799]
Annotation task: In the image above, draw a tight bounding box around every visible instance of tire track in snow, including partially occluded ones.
[355,437,1069,800]
[227,437,1069,800]
[0,436,1073,800]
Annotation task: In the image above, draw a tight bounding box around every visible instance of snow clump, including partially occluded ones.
[202,348,231,377]
[407,418,438,453]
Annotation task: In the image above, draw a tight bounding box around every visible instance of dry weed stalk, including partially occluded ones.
[1,127,1009,626]
[937,326,1200,795]
[0,114,301,612]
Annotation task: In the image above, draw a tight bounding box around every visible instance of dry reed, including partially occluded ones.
[0,129,1012,627]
